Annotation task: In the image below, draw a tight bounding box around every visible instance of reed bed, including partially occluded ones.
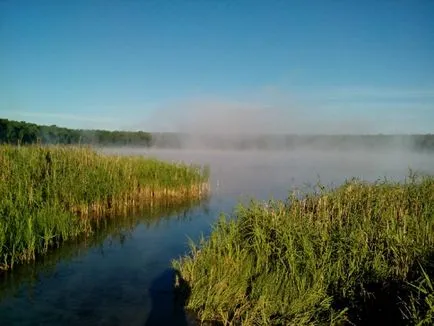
[173,174,434,325]
[0,145,209,270]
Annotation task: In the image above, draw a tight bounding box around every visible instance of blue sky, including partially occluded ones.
[0,0,433,133]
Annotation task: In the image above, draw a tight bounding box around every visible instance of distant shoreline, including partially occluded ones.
[1,118,433,151]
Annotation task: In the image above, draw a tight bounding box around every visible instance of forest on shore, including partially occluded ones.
[1,118,433,151]
[0,118,152,146]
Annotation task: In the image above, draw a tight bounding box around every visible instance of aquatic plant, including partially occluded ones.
[173,174,434,325]
[0,145,209,270]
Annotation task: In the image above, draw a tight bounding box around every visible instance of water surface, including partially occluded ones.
[1,149,433,325]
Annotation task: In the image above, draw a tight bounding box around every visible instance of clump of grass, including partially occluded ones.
[0,144,209,270]
[401,265,434,325]
[173,174,434,325]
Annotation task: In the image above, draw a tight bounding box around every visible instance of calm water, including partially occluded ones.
[1,149,433,326]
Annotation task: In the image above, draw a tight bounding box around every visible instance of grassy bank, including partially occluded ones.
[173,175,434,325]
[0,145,209,270]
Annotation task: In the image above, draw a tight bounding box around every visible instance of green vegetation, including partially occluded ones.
[173,175,434,325]
[0,118,152,146]
[0,145,209,270]
[403,266,434,325]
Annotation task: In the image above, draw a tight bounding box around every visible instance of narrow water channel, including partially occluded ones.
[1,149,433,325]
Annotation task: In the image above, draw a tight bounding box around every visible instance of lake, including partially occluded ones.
[1,149,433,325]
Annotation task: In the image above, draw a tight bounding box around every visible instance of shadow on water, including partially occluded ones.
[145,268,193,326]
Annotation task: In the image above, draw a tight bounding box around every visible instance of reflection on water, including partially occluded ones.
[145,268,192,326]
[1,149,434,325]
[0,199,209,326]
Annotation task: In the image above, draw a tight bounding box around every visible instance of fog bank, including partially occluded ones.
[136,97,432,151]
[103,148,434,200]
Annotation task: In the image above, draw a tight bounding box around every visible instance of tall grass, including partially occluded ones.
[0,145,209,270]
[403,265,434,325]
[173,174,434,325]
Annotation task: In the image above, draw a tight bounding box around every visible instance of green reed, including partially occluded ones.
[173,174,434,325]
[0,144,209,270]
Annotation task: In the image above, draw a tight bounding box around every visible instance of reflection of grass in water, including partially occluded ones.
[0,198,208,302]
[174,173,434,325]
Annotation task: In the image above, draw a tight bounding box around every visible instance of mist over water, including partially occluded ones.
[106,147,434,200]
[125,96,434,198]
[131,96,432,153]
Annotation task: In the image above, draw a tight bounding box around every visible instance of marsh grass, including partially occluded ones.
[0,145,209,270]
[173,174,434,325]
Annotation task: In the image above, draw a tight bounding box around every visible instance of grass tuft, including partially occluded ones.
[173,174,434,325]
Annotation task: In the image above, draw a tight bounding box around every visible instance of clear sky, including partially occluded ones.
[0,0,433,133]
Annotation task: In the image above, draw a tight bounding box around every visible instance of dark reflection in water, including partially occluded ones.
[0,199,211,326]
[145,268,191,326]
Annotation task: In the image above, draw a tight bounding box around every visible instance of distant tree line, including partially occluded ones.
[0,119,153,146]
[413,134,434,151]
[1,118,433,151]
